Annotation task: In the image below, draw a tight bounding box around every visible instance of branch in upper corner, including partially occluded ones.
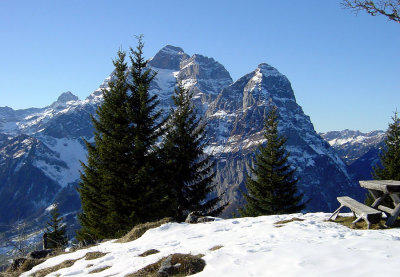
[342,0,400,23]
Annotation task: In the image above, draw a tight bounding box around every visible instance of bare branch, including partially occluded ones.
[342,0,400,23]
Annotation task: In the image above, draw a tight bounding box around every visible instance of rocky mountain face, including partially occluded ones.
[205,64,361,213]
[0,46,363,239]
[320,130,385,180]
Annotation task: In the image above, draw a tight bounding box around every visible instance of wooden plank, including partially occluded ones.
[337,196,382,224]
[359,180,400,193]
[337,196,381,214]
[377,205,394,214]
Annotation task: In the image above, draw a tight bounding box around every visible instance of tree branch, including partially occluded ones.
[342,0,400,23]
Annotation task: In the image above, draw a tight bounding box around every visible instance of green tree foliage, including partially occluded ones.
[160,82,224,221]
[373,111,400,180]
[46,204,67,249]
[239,106,305,217]
[77,37,168,240]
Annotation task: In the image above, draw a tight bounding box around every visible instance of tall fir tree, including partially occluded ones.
[239,106,305,217]
[46,204,67,249]
[160,82,224,221]
[78,37,168,241]
[373,111,400,180]
[77,49,129,241]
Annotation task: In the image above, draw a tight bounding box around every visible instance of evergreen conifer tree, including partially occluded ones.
[78,37,168,240]
[46,204,67,249]
[373,111,400,180]
[239,106,305,217]
[161,82,224,221]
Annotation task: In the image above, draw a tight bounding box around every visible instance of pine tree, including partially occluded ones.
[46,204,67,249]
[77,49,130,241]
[122,37,169,224]
[77,37,168,240]
[160,82,224,221]
[239,106,305,217]
[373,111,400,180]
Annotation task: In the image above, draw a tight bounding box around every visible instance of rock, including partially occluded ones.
[157,256,178,276]
[197,216,216,223]
[8,258,26,271]
[185,212,217,223]
[28,249,53,259]
[185,211,201,223]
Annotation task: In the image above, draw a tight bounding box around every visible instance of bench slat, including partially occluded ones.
[337,196,382,224]
[377,205,394,214]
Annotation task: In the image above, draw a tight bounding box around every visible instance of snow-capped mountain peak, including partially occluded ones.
[148,45,189,70]
[55,91,79,104]
[319,129,386,180]
[257,63,284,77]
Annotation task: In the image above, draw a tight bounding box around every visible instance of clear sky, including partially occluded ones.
[0,0,399,132]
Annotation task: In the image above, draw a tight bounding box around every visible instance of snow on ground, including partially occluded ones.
[22,213,400,277]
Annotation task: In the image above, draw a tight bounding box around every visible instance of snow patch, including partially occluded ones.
[36,138,87,186]
[45,203,57,212]
[21,213,400,277]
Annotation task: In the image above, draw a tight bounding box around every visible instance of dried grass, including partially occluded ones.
[84,251,108,260]
[330,216,389,230]
[117,218,174,243]
[138,249,160,257]
[1,258,45,277]
[209,245,223,251]
[274,217,305,225]
[29,259,79,277]
[126,253,205,277]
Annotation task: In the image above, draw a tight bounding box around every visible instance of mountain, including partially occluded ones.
[0,46,361,241]
[206,63,360,213]
[320,130,385,180]
[320,130,385,164]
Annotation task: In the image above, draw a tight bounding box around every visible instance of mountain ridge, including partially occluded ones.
[320,129,385,180]
[0,45,362,239]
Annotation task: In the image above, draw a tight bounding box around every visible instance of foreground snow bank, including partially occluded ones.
[22,213,400,277]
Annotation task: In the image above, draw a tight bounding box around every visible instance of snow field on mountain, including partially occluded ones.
[33,138,87,186]
[22,213,400,277]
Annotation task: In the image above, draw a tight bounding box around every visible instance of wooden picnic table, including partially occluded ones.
[359,180,400,227]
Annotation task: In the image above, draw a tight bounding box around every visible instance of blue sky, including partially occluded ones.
[0,0,399,132]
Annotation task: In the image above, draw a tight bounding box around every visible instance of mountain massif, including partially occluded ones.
[0,45,364,238]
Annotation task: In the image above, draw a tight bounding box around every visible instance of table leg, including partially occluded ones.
[369,190,386,209]
[386,203,400,227]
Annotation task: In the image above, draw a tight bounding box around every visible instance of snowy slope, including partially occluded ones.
[22,213,400,277]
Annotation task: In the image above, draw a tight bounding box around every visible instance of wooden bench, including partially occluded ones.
[329,196,382,229]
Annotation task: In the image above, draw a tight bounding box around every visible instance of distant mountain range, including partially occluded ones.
[0,45,367,241]
[320,130,385,180]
